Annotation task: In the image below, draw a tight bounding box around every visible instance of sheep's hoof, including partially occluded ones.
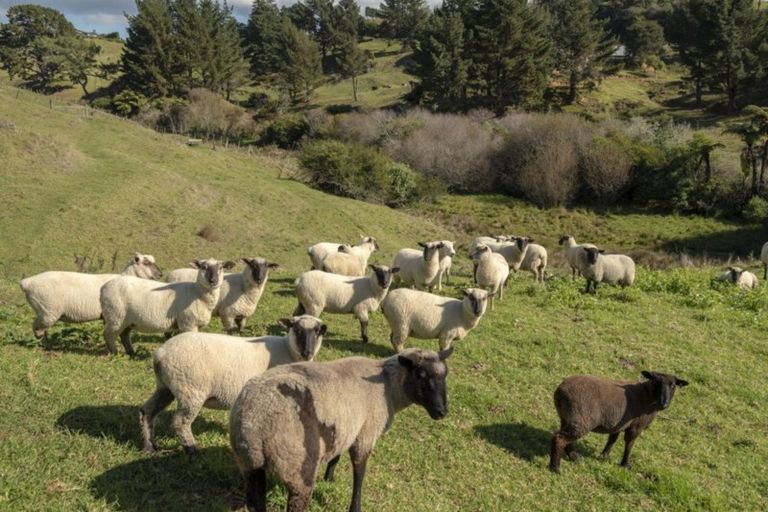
[361,336,369,344]
[620,462,632,470]
[548,464,561,474]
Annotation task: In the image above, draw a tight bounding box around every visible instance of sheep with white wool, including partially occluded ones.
[559,235,597,279]
[467,235,512,257]
[166,257,279,334]
[100,258,235,355]
[19,253,162,340]
[429,240,457,291]
[307,236,379,271]
[230,347,454,512]
[519,241,548,283]
[392,241,445,291]
[381,287,489,352]
[715,266,758,289]
[294,265,399,343]
[140,315,326,453]
[582,247,635,293]
[470,244,510,309]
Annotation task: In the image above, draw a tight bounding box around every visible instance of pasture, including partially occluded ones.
[1,85,768,511]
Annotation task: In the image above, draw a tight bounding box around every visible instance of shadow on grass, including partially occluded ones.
[660,224,768,259]
[10,327,156,359]
[326,337,393,358]
[474,422,552,461]
[57,405,227,448]
[90,446,240,511]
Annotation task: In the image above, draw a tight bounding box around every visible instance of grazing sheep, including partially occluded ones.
[760,242,768,280]
[558,235,597,279]
[470,244,510,309]
[100,258,235,355]
[230,347,454,512]
[582,247,635,293]
[19,253,162,340]
[167,258,280,334]
[294,265,399,343]
[381,288,489,352]
[392,241,445,291]
[549,371,688,473]
[140,315,326,454]
[520,242,548,283]
[430,240,457,291]
[716,266,758,289]
[308,236,378,271]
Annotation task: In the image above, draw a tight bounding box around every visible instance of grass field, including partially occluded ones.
[2,85,768,511]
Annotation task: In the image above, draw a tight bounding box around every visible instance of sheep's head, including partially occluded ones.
[280,315,327,361]
[361,235,380,252]
[470,243,491,261]
[440,240,457,257]
[337,244,353,254]
[641,371,688,410]
[131,253,163,279]
[191,258,235,289]
[583,246,605,265]
[558,235,573,246]
[242,257,279,284]
[462,288,489,318]
[369,264,399,289]
[727,266,744,283]
[418,241,445,261]
[514,236,533,252]
[398,347,453,420]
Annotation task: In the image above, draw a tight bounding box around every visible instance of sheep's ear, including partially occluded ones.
[241,258,251,265]
[398,355,417,368]
[675,378,689,387]
[223,260,237,270]
[417,241,427,248]
[528,238,535,244]
[134,254,142,263]
[278,318,293,329]
[317,323,327,336]
[190,260,202,269]
[462,288,471,296]
[267,262,280,269]
[391,267,400,274]
[641,371,657,381]
[438,347,454,361]
[599,249,605,254]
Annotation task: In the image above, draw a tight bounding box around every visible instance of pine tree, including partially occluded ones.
[336,33,370,101]
[378,0,430,48]
[711,0,758,113]
[245,0,284,81]
[172,0,203,90]
[335,0,364,40]
[623,13,665,67]
[306,0,338,59]
[275,18,323,102]
[214,2,249,99]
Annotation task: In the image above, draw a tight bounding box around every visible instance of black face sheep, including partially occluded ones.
[582,246,636,293]
[392,241,446,291]
[716,266,758,290]
[558,235,597,280]
[229,347,454,512]
[549,371,688,474]
[140,315,326,454]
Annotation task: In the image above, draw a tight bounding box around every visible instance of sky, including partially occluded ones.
[0,0,420,36]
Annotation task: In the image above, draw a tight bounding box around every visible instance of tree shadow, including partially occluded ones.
[325,337,394,358]
[660,224,768,259]
[57,405,227,449]
[89,446,241,511]
[474,422,553,461]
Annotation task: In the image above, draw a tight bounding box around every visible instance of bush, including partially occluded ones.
[261,114,310,149]
[112,90,146,117]
[743,196,768,223]
[580,135,633,204]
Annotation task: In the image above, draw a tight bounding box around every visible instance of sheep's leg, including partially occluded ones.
[600,433,620,459]
[293,301,306,316]
[620,428,641,468]
[119,327,135,356]
[549,432,575,473]
[245,467,268,512]
[764,263,767,280]
[139,387,175,452]
[324,455,341,482]
[103,327,120,355]
[348,446,370,512]
[359,315,369,344]
[389,331,405,353]
[472,263,478,284]
[32,315,51,340]
[438,335,453,352]
[564,443,582,461]
[438,271,443,291]
[286,487,313,512]
[172,402,203,454]
[235,316,246,333]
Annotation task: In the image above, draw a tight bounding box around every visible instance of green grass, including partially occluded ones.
[2,85,768,511]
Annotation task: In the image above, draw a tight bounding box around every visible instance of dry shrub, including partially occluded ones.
[160,89,256,141]
[327,110,397,146]
[580,136,633,204]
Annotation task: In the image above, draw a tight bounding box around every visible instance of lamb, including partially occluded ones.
[470,244,510,309]
[716,266,758,289]
[430,240,457,291]
[99,258,235,355]
[229,347,454,512]
[381,287,489,352]
[582,247,635,293]
[392,241,445,291]
[549,371,688,473]
[294,265,399,343]
[761,241,768,280]
[307,236,379,271]
[19,253,162,340]
[166,258,279,334]
[322,237,379,277]
[558,235,597,279]
[519,242,548,283]
[140,315,327,454]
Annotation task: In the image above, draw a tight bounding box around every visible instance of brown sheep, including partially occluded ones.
[549,371,688,473]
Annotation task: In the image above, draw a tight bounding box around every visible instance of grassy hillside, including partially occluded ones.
[1,85,768,511]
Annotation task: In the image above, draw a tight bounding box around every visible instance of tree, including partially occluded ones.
[336,33,370,101]
[335,0,364,40]
[623,13,665,67]
[305,0,338,59]
[275,19,323,102]
[378,0,429,48]
[726,105,768,195]
[245,0,285,81]
[541,0,615,103]
[57,35,101,95]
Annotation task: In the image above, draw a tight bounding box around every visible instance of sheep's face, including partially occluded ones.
[418,241,445,261]
[281,316,327,360]
[470,244,490,261]
[462,288,489,317]
[370,264,399,289]
[132,253,163,280]
[641,371,689,410]
[515,237,532,252]
[558,235,573,246]
[192,258,235,289]
[362,236,380,252]
[398,348,453,420]
[584,247,605,265]
[727,267,744,283]
[243,257,279,284]
[440,241,457,258]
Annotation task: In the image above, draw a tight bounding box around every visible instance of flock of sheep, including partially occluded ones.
[16,235,768,512]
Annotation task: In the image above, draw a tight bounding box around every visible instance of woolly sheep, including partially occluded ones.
[467,235,512,257]
[550,371,688,473]
[294,265,399,343]
[519,242,548,283]
[558,235,597,279]
[100,258,235,355]
[166,257,279,334]
[582,247,635,293]
[322,238,379,276]
[429,240,457,291]
[230,347,454,512]
[761,241,768,280]
[381,287,489,352]
[307,236,379,271]
[716,266,758,289]
[470,244,509,309]
[392,241,445,291]
[19,253,162,340]
[140,315,327,453]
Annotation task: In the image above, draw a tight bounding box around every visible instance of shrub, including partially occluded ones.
[743,196,768,223]
[112,90,146,117]
[580,135,633,204]
[261,114,310,149]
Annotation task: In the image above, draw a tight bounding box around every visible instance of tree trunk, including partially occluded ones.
[704,151,712,183]
[748,146,758,196]
[759,141,768,194]
[352,75,358,102]
[567,69,577,104]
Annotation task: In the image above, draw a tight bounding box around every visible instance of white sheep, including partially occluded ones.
[582,247,635,293]
[392,241,445,291]
[307,236,378,270]
[19,253,162,340]
[230,347,454,512]
[429,240,457,291]
[467,235,512,257]
[470,244,510,309]
[716,266,758,289]
[559,235,597,279]
[166,257,279,334]
[139,315,326,453]
[294,265,399,343]
[761,241,768,280]
[99,258,235,355]
[520,242,548,283]
[381,287,489,352]
[322,237,379,276]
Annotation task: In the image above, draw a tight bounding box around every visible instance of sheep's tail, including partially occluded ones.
[19,277,31,293]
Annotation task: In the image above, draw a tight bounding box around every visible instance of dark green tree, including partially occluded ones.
[275,18,323,102]
[726,105,768,195]
[711,0,759,113]
[335,33,371,101]
[335,0,364,39]
[623,13,665,67]
[378,0,429,48]
[245,0,285,81]
[57,35,102,95]
[306,0,338,59]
